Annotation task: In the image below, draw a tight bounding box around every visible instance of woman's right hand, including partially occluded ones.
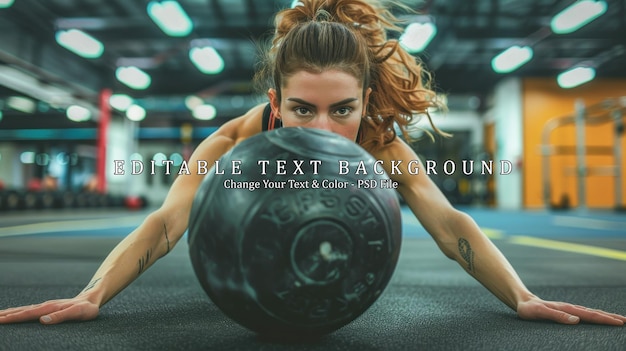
[0,297,99,325]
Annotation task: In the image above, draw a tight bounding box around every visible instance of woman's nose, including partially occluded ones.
[308,115,333,131]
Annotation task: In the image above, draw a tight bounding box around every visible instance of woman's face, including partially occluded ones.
[268,69,371,142]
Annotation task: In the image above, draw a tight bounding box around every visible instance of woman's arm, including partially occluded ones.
[374,138,626,326]
[76,131,239,311]
[0,105,266,325]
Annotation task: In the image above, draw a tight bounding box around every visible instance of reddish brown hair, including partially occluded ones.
[255,0,448,148]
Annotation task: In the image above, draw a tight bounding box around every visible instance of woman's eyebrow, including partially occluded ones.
[286,97,358,108]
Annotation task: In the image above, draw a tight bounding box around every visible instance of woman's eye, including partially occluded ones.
[294,107,311,116]
[335,107,353,116]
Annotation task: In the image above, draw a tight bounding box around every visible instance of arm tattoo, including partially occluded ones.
[137,223,170,276]
[458,238,475,273]
[138,249,152,275]
[164,223,171,254]
[82,277,101,293]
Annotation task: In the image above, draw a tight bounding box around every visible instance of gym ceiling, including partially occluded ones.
[0,0,624,129]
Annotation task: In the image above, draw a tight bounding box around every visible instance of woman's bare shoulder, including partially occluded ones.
[365,137,414,161]
[364,137,422,184]
[212,102,268,143]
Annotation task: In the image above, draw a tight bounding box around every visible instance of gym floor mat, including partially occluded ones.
[1,207,625,351]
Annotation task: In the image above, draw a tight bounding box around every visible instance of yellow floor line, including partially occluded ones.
[0,215,145,238]
[552,215,626,230]
[509,235,626,261]
[481,227,505,239]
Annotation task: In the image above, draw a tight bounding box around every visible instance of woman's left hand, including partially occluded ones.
[517,296,626,325]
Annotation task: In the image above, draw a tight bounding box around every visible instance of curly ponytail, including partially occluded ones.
[254,0,449,149]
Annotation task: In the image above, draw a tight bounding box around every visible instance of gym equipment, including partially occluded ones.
[61,191,76,208]
[0,189,10,211]
[23,191,39,210]
[0,189,127,211]
[40,192,59,209]
[124,195,144,209]
[188,127,402,337]
[541,97,625,210]
[5,190,23,210]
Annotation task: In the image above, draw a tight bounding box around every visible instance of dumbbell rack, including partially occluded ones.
[540,97,625,210]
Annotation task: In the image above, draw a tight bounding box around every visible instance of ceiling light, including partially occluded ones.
[109,94,134,111]
[399,22,437,53]
[491,46,534,73]
[189,47,225,74]
[115,66,151,90]
[170,153,184,166]
[551,0,607,34]
[20,151,35,164]
[66,105,91,122]
[192,104,217,120]
[0,0,15,8]
[55,29,104,59]
[130,153,143,162]
[147,1,193,37]
[126,104,146,121]
[151,153,168,167]
[7,96,36,113]
[185,95,203,110]
[557,66,596,89]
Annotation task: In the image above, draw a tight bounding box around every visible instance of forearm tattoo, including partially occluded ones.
[458,238,475,273]
[138,249,152,275]
[164,223,171,254]
[82,277,101,293]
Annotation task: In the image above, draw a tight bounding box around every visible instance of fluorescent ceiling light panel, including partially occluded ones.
[557,66,596,88]
[192,104,217,120]
[152,153,168,166]
[189,47,225,74]
[115,66,151,90]
[399,22,437,53]
[109,94,134,111]
[55,29,104,59]
[491,46,534,73]
[66,105,91,122]
[7,96,36,113]
[185,95,203,110]
[0,0,15,8]
[20,151,36,164]
[147,1,193,37]
[551,0,607,34]
[126,104,146,121]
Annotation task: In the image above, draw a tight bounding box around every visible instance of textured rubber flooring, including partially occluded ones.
[1,208,625,351]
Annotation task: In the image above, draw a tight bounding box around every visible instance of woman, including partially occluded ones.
[1,0,624,326]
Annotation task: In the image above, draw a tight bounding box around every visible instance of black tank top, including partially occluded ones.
[261,103,363,144]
